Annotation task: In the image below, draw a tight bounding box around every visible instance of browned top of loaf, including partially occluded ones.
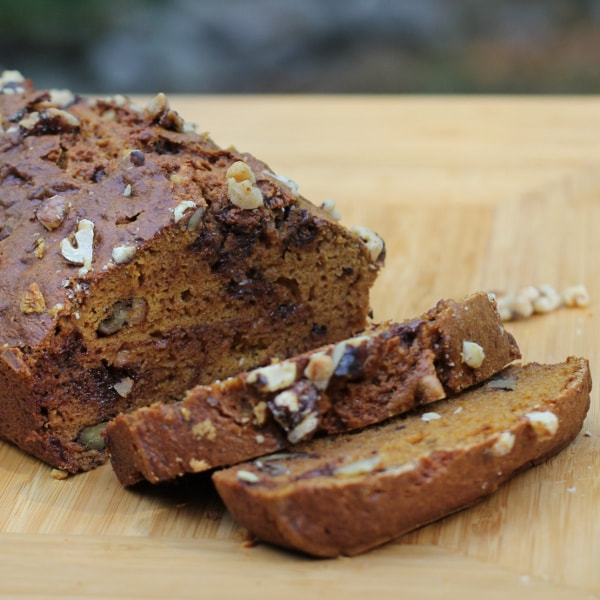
[0,74,379,349]
[212,357,591,556]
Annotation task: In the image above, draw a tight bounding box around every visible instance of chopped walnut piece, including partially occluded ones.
[187,206,206,231]
[252,401,268,426]
[489,431,516,457]
[421,412,441,422]
[226,161,264,209]
[145,93,168,119]
[36,194,68,231]
[331,335,370,377]
[20,282,46,314]
[533,284,561,314]
[19,111,41,130]
[97,298,148,336]
[461,341,485,368]
[265,170,299,195]
[189,458,211,472]
[33,237,45,259]
[113,377,134,398]
[60,219,94,275]
[288,413,319,444]
[561,284,590,308]
[192,419,217,441]
[144,92,184,132]
[247,362,297,392]
[303,352,334,390]
[320,198,342,221]
[237,470,260,483]
[349,225,384,262]
[526,411,559,438]
[112,245,136,264]
[0,70,25,94]
[51,469,69,480]
[494,283,589,321]
[36,89,76,109]
[273,390,300,413]
[334,456,381,478]
[417,374,446,402]
[173,200,197,223]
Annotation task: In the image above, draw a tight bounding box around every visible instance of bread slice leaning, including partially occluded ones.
[212,357,591,557]
[106,292,520,485]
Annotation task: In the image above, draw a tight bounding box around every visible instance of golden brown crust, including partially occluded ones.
[0,76,381,471]
[106,292,520,485]
[212,357,591,557]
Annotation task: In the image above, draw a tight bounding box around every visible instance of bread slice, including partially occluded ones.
[0,73,381,472]
[212,357,591,557]
[106,292,520,485]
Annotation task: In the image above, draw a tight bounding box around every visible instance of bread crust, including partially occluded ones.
[106,292,520,485]
[212,357,591,557]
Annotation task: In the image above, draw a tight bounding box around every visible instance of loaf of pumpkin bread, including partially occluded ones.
[213,357,591,557]
[105,292,520,485]
[0,71,383,472]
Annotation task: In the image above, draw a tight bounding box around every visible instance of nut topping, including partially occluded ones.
[349,225,384,262]
[320,198,342,221]
[526,411,559,438]
[112,245,136,264]
[421,412,441,422]
[0,70,25,94]
[334,456,382,478]
[36,194,67,230]
[252,401,268,426]
[36,89,76,109]
[226,161,264,209]
[287,413,319,444]
[489,431,516,457]
[417,374,446,402]
[97,298,148,336]
[60,219,94,275]
[192,419,217,441]
[461,341,485,369]
[331,335,370,378]
[237,470,260,483]
[113,377,134,398]
[144,93,184,132]
[20,282,46,314]
[304,352,334,390]
[173,200,197,223]
[189,458,211,472]
[78,423,107,451]
[268,380,320,443]
[561,284,590,308]
[247,361,297,392]
[265,170,299,195]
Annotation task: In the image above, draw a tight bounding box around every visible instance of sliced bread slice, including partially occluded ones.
[213,357,591,557]
[106,292,520,485]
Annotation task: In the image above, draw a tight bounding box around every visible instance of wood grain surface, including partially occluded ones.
[1,96,598,599]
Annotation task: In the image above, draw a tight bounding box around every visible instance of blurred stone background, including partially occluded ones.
[2,0,600,94]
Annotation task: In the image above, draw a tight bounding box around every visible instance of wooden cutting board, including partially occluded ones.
[1,96,598,599]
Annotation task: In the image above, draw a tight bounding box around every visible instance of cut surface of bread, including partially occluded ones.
[212,357,591,557]
[106,292,520,485]
[0,72,381,471]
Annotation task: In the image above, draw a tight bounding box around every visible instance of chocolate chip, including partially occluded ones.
[130,150,145,166]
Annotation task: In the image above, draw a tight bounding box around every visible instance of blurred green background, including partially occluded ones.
[2,0,600,94]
